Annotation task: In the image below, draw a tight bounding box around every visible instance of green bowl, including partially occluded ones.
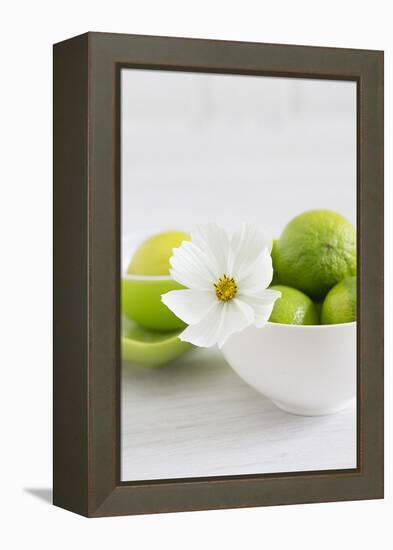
[121,274,186,332]
[121,317,191,367]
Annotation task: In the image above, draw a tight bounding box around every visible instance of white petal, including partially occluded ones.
[230,223,272,278]
[191,223,231,277]
[216,299,255,349]
[239,288,281,327]
[179,298,254,348]
[161,289,216,325]
[169,241,215,290]
[238,248,273,293]
[178,301,223,347]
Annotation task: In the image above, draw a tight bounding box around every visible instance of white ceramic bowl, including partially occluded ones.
[222,322,356,416]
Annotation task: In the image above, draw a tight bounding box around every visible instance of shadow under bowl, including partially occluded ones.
[222,321,356,416]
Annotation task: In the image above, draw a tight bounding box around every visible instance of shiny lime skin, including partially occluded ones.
[121,317,191,367]
[274,210,356,300]
[121,276,186,332]
[269,285,319,325]
[321,276,356,324]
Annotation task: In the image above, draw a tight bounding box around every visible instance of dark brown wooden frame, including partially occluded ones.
[53,32,384,517]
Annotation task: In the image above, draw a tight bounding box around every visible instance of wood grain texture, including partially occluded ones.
[121,349,356,481]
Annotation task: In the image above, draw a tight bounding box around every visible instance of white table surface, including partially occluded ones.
[121,347,356,482]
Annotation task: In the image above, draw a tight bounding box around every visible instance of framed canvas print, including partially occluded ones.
[53,32,384,517]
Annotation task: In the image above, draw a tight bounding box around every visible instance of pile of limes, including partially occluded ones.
[269,210,356,326]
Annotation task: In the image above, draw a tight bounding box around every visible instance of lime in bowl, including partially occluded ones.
[122,229,190,332]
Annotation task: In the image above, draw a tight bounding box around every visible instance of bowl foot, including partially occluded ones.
[272,398,356,417]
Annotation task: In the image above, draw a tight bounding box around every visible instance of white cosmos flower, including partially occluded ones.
[161,223,281,349]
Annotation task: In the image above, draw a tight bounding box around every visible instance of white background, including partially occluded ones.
[1,1,391,549]
[122,70,356,237]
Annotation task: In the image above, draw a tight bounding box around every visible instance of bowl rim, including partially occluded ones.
[121,315,184,345]
[121,332,184,347]
[264,320,356,330]
[122,273,174,281]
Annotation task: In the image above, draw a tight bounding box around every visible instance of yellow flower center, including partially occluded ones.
[214,275,238,302]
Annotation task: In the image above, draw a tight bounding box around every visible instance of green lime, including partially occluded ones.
[274,210,356,300]
[269,285,319,325]
[321,276,356,324]
[121,276,186,332]
[128,230,190,275]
